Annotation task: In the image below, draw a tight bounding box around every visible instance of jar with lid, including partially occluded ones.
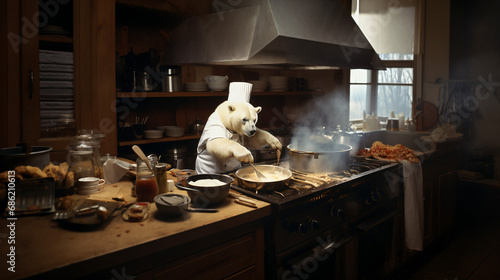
[155,163,171,194]
[135,157,159,202]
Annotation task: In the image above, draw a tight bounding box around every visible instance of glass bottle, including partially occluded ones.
[135,157,159,202]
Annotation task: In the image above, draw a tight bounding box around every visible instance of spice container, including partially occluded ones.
[155,163,170,194]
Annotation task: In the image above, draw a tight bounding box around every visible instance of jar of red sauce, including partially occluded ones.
[135,158,159,203]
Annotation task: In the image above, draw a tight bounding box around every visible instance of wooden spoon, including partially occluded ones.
[132,145,153,172]
[249,163,268,181]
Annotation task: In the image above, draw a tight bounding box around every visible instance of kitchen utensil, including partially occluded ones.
[57,199,121,229]
[249,163,268,181]
[160,65,182,92]
[176,174,233,207]
[187,208,218,213]
[234,164,292,192]
[0,145,52,172]
[132,145,152,172]
[155,193,190,216]
[288,143,352,173]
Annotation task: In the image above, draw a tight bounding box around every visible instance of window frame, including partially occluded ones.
[348,58,418,122]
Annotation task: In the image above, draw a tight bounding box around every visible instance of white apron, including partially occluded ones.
[195,111,243,174]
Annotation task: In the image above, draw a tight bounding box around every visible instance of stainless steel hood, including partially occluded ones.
[162,0,384,70]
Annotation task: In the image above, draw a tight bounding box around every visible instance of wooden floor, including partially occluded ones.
[401,182,500,280]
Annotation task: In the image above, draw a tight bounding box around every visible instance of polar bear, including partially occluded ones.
[195,101,282,174]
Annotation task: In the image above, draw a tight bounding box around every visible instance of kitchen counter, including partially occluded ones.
[0,181,271,280]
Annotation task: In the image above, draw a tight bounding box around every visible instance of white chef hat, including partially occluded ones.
[227,82,252,103]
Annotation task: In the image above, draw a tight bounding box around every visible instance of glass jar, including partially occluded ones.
[135,158,159,202]
[155,163,169,194]
[67,150,98,183]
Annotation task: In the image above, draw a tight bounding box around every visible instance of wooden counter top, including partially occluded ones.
[0,181,271,280]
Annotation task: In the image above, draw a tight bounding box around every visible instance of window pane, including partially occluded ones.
[377,85,413,118]
[350,85,371,120]
[350,69,371,83]
[378,53,414,60]
[378,68,413,84]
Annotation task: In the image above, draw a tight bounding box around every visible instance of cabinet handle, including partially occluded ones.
[29,70,34,99]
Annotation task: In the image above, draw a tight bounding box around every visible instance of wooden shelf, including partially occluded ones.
[119,134,201,146]
[39,35,73,44]
[116,90,324,98]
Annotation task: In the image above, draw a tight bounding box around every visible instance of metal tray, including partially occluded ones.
[3,177,55,217]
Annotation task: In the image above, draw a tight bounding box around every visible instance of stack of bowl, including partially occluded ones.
[184,82,208,92]
[204,75,228,91]
[268,76,289,92]
[144,130,164,139]
[163,126,184,137]
[248,80,268,92]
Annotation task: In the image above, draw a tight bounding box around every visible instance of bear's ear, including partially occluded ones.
[255,106,262,114]
[228,104,236,112]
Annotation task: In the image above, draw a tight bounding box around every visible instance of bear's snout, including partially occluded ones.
[249,129,256,136]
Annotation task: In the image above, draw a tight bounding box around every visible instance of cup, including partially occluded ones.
[77,177,105,194]
[132,124,146,139]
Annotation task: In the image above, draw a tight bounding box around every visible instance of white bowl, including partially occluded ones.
[207,81,228,91]
[204,75,228,83]
[164,126,185,137]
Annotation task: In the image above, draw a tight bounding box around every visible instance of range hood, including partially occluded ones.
[162,0,384,70]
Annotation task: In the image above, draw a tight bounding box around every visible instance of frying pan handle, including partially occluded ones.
[175,183,200,192]
[227,173,239,186]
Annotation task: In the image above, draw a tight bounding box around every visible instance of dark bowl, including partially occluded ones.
[182,174,233,207]
[154,193,190,216]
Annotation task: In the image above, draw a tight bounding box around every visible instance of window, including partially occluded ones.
[349,0,419,121]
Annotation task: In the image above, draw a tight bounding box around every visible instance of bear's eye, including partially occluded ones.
[242,118,249,123]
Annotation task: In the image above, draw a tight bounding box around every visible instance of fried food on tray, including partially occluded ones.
[14,165,48,179]
[360,141,419,163]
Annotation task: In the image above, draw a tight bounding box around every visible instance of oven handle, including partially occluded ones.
[354,208,399,233]
[287,236,352,269]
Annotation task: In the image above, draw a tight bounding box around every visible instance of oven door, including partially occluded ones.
[273,230,352,280]
[352,208,402,280]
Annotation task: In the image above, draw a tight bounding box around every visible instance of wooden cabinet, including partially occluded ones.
[78,221,266,280]
[0,0,116,161]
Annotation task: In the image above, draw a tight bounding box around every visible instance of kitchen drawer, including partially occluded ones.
[151,234,257,280]
[225,265,257,280]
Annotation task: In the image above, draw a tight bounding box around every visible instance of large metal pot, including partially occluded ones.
[288,143,352,173]
[0,146,52,172]
[235,164,292,192]
[176,174,233,207]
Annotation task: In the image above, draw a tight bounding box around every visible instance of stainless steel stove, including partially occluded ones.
[231,157,404,280]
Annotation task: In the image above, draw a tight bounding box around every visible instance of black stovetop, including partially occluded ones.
[230,157,399,207]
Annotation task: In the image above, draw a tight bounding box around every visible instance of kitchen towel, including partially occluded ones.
[103,159,131,184]
[228,82,252,103]
[402,160,424,251]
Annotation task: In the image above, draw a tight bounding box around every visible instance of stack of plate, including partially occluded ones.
[144,130,164,139]
[248,80,268,92]
[268,76,289,92]
[185,82,208,92]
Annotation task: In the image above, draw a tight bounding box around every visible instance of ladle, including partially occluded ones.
[249,163,268,181]
[132,145,153,172]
